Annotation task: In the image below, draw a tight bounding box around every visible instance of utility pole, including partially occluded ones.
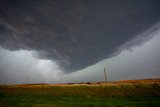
[104,68,107,83]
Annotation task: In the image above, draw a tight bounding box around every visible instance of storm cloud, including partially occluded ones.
[1,25,160,84]
[0,0,160,72]
[63,27,160,83]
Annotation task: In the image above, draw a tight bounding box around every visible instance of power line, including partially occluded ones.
[104,68,107,83]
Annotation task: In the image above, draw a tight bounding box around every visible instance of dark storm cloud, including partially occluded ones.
[0,0,160,72]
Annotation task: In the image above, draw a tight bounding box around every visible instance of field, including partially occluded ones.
[0,78,160,107]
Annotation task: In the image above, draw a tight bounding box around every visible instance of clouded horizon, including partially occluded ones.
[0,0,160,84]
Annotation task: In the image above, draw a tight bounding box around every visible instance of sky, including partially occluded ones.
[0,0,160,84]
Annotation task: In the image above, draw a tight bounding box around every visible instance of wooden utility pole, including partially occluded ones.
[104,68,107,83]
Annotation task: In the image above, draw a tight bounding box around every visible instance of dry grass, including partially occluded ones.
[3,78,160,88]
[0,78,160,107]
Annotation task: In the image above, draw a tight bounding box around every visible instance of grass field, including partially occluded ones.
[0,78,160,107]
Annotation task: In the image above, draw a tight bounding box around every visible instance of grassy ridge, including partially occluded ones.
[0,82,160,107]
[1,83,160,98]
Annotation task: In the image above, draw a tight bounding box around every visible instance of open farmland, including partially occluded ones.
[0,78,160,107]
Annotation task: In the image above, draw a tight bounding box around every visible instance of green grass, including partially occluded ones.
[1,96,160,107]
[0,83,160,107]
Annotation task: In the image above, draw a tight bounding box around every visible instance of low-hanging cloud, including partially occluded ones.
[0,27,160,84]
[0,48,63,84]
[0,0,160,72]
[63,28,160,83]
